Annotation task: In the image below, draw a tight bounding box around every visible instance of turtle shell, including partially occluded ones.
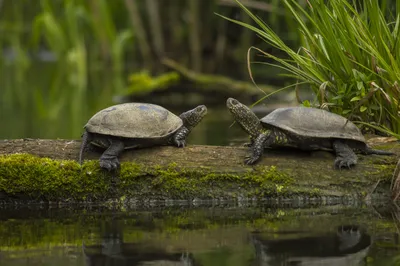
[85,103,183,139]
[260,107,365,143]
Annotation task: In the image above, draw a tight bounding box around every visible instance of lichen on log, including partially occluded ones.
[0,138,398,204]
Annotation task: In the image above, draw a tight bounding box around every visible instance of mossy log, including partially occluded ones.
[0,138,399,205]
[161,58,277,96]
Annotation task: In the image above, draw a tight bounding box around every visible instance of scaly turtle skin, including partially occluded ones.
[226,98,394,169]
[79,103,207,171]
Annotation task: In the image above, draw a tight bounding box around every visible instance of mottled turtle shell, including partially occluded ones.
[85,103,183,139]
[260,107,366,143]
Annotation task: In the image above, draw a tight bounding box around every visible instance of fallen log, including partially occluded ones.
[0,138,398,205]
[161,58,277,96]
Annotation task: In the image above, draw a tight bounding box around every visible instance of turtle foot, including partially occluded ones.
[244,155,259,165]
[243,142,252,147]
[175,139,186,148]
[334,157,357,169]
[99,157,120,171]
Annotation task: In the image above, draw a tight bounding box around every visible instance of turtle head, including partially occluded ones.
[180,105,208,130]
[226,98,263,138]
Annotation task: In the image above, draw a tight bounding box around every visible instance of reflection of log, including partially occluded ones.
[0,138,398,203]
[251,225,371,266]
[161,58,277,96]
[0,205,391,258]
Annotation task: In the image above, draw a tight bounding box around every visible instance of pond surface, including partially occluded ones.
[0,204,400,266]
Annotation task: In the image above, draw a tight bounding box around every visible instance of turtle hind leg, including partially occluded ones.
[99,140,125,171]
[172,126,190,147]
[361,146,395,156]
[332,140,358,169]
[79,131,93,165]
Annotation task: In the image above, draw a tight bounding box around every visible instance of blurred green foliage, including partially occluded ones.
[222,0,400,137]
[0,0,299,139]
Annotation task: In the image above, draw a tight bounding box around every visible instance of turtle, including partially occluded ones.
[226,97,394,169]
[79,103,207,171]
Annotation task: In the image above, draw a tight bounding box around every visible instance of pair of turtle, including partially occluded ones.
[79,98,394,171]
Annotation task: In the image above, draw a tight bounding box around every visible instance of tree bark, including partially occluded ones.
[0,138,398,204]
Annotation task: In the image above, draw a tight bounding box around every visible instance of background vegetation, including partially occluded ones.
[1,0,399,141]
[0,0,301,140]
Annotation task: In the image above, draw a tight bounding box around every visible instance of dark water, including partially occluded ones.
[1,205,400,266]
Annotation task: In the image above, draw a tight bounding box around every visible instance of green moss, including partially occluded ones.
[0,152,393,202]
[0,154,113,201]
[122,70,180,96]
[0,153,303,202]
[368,163,395,182]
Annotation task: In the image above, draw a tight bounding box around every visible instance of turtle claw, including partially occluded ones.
[175,140,186,148]
[244,155,259,165]
[334,157,356,170]
[100,157,120,171]
[243,142,253,147]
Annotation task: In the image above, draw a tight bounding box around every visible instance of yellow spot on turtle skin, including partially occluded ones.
[274,133,289,145]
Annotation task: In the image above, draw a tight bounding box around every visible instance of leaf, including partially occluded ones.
[369,105,380,110]
[356,81,364,91]
[331,95,344,100]
[302,100,311,107]
[360,106,367,112]
[342,109,351,114]
[350,96,361,102]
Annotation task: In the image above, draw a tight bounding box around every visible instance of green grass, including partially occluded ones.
[219,0,400,138]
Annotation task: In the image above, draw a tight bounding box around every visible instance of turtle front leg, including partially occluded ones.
[245,131,272,165]
[332,140,358,169]
[99,140,125,171]
[172,126,190,147]
[243,139,254,147]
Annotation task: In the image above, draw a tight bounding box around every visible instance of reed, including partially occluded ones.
[219,0,400,138]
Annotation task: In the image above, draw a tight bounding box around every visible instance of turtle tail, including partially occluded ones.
[79,131,91,165]
[363,146,395,156]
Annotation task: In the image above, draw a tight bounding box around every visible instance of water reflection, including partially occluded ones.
[0,206,399,266]
[251,225,371,266]
[84,243,195,266]
[83,217,197,266]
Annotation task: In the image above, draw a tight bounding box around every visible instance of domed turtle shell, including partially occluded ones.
[260,107,366,143]
[85,103,183,139]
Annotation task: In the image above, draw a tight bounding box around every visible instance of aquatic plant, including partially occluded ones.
[220,0,400,138]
